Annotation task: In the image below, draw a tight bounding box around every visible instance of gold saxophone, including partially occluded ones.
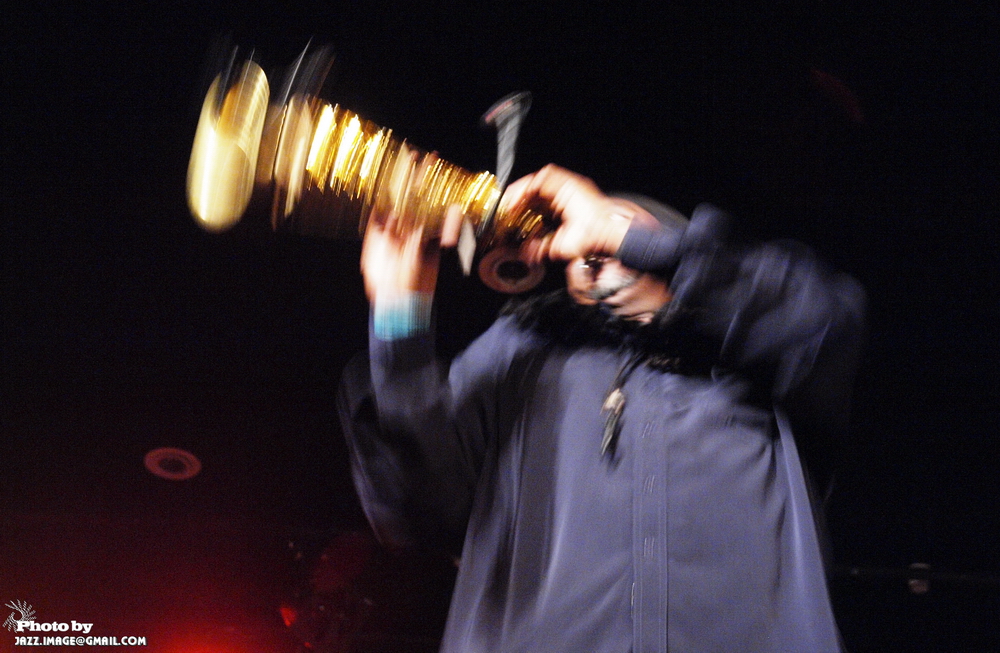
[187,48,550,293]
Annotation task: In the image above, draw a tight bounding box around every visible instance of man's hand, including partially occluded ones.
[359,147,466,305]
[360,205,464,305]
[361,212,434,304]
[500,164,636,263]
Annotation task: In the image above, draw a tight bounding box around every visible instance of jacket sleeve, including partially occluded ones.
[337,317,539,550]
[619,203,867,440]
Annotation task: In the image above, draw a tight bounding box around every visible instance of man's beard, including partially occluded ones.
[585,268,641,302]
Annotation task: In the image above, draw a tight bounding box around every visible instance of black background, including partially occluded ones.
[2,2,997,651]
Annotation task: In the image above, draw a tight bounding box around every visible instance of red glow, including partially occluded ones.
[153,626,260,653]
[279,605,298,628]
[165,645,243,653]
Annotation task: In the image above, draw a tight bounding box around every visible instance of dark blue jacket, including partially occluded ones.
[339,204,866,652]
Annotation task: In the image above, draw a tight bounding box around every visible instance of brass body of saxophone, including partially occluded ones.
[187,54,549,292]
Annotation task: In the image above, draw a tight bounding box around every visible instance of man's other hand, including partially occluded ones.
[501,164,635,263]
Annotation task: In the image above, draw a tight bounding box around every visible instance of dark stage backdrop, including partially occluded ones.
[3,2,997,652]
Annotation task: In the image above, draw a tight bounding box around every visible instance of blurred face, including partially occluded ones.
[565,256,672,323]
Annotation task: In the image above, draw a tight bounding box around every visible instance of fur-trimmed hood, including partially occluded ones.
[500,289,718,375]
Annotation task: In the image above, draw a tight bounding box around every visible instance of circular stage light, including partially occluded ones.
[144,447,202,481]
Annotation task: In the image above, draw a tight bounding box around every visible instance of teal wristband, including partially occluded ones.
[373,293,434,340]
